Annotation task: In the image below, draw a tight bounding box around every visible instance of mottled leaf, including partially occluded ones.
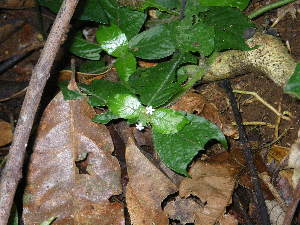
[152,113,227,175]
[68,33,102,60]
[108,94,142,119]
[96,24,128,57]
[150,108,189,134]
[23,80,123,225]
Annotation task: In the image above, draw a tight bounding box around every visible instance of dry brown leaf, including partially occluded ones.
[22,82,123,225]
[58,70,106,84]
[178,160,237,225]
[0,0,35,8]
[126,138,177,225]
[267,145,290,163]
[0,120,13,147]
[171,90,238,138]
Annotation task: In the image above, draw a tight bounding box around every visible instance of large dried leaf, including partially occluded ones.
[23,84,123,225]
[0,120,13,147]
[165,159,237,225]
[0,0,35,8]
[125,138,177,225]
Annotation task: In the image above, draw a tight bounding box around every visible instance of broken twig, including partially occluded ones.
[0,0,79,224]
[220,79,271,225]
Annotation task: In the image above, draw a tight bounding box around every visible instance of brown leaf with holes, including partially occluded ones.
[0,120,13,147]
[176,159,237,225]
[125,138,177,225]
[58,70,106,84]
[171,90,238,138]
[22,81,123,225]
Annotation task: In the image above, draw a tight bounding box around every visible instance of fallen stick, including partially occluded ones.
[0,0,79,224]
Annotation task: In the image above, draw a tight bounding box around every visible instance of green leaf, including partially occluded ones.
[39,0,108,23]
[152,113,227,176]
[79,80,132,106]
[79,61,107,74]
[129,53,197,107]
[59,82,83,100]
[68,33,102,60]
[108,94,142,119]
[115,52,137,82]
[100,0,146,39]
[200,7,254,51]
[92,112,119,124]
[40,217,56,225]
[284,63,300,99]
[96,24,128,57]
[129,25,175,60]
[151,108,189,134]
[184,0,209,18]
[200,0,250,10]
[169,18,214,56]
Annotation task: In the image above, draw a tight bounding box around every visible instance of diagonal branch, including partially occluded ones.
[0,0,79,224]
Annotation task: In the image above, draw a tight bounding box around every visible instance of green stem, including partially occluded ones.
[248,0,296,19]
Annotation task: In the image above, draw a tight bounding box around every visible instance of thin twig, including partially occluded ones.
[0,87,27,103]
[233,89,291,121]
[220,79,271,225]
[0,1,79,224]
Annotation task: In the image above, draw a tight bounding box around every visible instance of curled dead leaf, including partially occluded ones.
[23,83,123,225]
[125,138,177,225]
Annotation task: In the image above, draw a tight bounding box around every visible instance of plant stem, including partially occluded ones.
[248,0,296,19]
[0,0,79,224]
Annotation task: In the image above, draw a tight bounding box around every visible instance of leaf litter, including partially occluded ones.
[22,80,124,225]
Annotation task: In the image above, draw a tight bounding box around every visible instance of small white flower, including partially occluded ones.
[146,106,155,115]
[136,122,144,131]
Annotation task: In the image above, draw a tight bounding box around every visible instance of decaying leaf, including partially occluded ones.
[171,90,238,138]
[23,81,123,225]
[165,159,237,225]
[288,128,300,188]
[0,120,13,147]
[126,138,177,225]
